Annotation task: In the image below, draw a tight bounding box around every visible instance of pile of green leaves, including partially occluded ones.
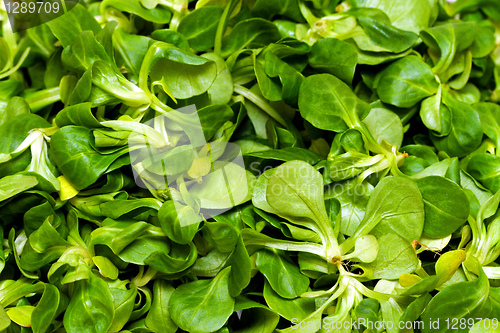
[1,0,500,332]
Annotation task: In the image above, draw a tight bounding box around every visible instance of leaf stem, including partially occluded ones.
[243,234,327,258]
[25,87,61,113]
[233,85,287,126]
[214,0,239,55]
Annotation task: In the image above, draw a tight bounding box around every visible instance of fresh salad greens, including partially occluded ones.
[1,0,500,332]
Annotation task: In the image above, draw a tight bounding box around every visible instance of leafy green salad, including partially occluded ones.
[1,0,500,332]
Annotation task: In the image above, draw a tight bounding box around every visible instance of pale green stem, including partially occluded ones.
[233,85,287,126]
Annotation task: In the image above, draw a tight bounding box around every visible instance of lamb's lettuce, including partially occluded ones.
[0,0,500,331]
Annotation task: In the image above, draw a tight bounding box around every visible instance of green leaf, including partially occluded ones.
[93,256,119,280]
[169,267,235,333]
[0,174,39,203]
[344,235,379,263]
[421,261,490,333]
[108,280,136,332]
[200,53,234,105]
[89,220,172,267]
[188,161,255,209]
[178,7,224,51]
[63,273,115,333]
[260,50,304,106]
[328,180,373,236]
[264,160,335,243]
[399,293,432,323]
[255,248,309,299]
[472,102,500,152]
[0,113,50,161]
[420,87,452,136]
[362,107,403,147]
[355,298,380,322]
[0,305,10,331]
[158,201,201,245]
[352,176,425,243]
[152,29,190,51]
[28,219,70,254]
[263,281,315,321]
[420,21,476,74]
[6,305,34,327]
[61,31,112,73]
[299,73,370,132]
[308,38,357,85]
[101,0,172,24]
[113,28,151,75]
[251,0,304,22]
[353,0,434,34]
[226,236,252,297]
[416,176,470,238]
[369,233,418,279]
[469,21,496,58]
[350,8,419,53]
[141,42,218,99]
[204,220,240,253]
[233,296,279,333]
[47,4,101,47]
[91,61,150,107]
[55,103,103,128]
[430,91,482,158]
[146,241,197,274]
[197,103,234,140]
[468,154,500,194]
[51,126,128,190]
[31,284,60,333]
[374,55,439,108]
[99,198,161,219]
[221,19,281,58]
[145,280,177,333]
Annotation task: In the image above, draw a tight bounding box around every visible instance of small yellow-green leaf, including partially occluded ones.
[399,273,422,288]
[6,306,35,327]
[93,256,119,280]
[0,305,11,330]
[57,175,79,201]
[435,249,467,287]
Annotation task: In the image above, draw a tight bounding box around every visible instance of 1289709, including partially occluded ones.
[4,1,60,14]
